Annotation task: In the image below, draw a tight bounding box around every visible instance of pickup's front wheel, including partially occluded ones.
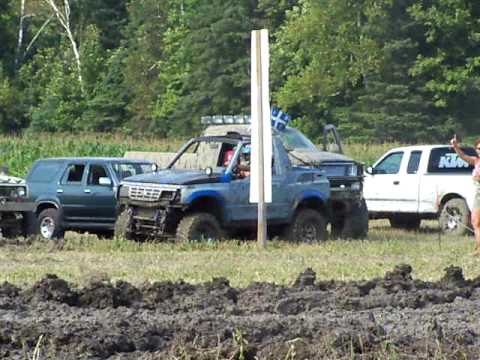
[37,208,64,240]
[285,208,327,243]
[439,198,471,236]
[176,212,224,243]
[114,210,134,240]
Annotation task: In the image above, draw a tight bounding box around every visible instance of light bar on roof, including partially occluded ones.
[201,115,251,125]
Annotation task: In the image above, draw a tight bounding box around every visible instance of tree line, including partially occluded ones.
[0,0,479,143]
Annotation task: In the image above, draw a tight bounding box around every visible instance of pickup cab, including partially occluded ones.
[364,145,476,234]
[116,133,331,243]
[26,157,156,239]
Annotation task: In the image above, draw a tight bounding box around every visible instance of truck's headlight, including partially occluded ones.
[351,182,361,191]
[12,187,27,198]
[119,185,129,198]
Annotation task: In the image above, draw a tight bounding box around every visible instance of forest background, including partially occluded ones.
[0,0,479,144]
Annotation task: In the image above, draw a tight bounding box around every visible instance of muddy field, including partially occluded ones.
[1,264,480,359]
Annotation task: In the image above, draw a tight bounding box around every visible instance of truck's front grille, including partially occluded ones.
[128,186,162,202]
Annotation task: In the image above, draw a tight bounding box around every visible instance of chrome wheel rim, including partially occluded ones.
[40,217,55,239]
[445,207,460,231]
[301,223,317,243]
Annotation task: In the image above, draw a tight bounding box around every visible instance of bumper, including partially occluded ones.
[127,206,179,239]
[0,201,35,212]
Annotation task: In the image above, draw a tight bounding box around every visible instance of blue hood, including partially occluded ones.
[123,169,226,185]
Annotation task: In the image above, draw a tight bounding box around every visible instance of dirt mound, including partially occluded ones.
[1,265,480,359]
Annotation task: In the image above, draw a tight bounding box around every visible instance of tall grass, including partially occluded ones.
[0,133,184,177]
[2,132,405,177]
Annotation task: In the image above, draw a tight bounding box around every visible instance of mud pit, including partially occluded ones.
[1,265,480,359]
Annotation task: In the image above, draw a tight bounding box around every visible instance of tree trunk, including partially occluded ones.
[14,0,26,71]
[44,0,84,93]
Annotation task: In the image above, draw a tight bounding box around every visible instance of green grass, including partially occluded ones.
[1,221,479,287]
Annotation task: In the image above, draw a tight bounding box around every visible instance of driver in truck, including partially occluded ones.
[451,134,480,254]
[236,145,251,178]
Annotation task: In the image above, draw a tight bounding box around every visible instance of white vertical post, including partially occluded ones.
[251,29,272,248]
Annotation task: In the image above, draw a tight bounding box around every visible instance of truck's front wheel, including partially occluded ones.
[176,212,224,243]
[37,208,64,240]
[114,210,134,240]
[334,199,369,239]
[286,208,327,243]
[439,198,471,236]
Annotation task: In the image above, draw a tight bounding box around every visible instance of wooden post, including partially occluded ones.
[255,31,267,248]
[251,30,271,248]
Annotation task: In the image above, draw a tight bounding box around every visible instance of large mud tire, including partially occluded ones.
[439,198,471,236]
[176,212,224,243]
[114,210,134,240]
[37,208,64,240]
[285,208,327,243]
[389,214,421,231]
[340,199,369,239]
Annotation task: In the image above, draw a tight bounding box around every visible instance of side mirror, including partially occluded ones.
[99,177,112,186]
[365,166,374,175]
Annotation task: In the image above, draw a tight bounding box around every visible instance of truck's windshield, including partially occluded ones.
[278,128,317,151]
[169,139,240,171]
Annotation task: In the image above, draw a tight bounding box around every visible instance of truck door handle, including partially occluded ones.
[84,189,91,194]
[393,181,400,185]
[56,189,63,194]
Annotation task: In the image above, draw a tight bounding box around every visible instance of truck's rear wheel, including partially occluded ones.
[176,212,224,243]
[334,199,369,239]
[285,208,327,243]
[439,198,471,236]
[114,210,134,240]
[389,214,421,230]
[37,208,64,240]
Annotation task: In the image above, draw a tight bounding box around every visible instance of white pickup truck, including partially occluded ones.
[364,144,477,235]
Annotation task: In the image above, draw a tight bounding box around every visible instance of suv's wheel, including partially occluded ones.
[285,208,327,243]
[176,212,224,243]
[439,198,471,236]
[389,214,421,230]
[339,199,369,239]
[114,210,134,240]
[37,208,64,240]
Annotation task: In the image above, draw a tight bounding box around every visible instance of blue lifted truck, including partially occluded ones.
[26,157,156,239]
[115,132,331,242]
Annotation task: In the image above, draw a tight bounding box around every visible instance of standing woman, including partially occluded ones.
[451,134,480,253]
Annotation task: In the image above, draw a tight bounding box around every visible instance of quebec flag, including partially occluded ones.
[271,106,291,132]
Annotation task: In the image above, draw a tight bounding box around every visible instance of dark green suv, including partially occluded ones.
[26,157,156,239]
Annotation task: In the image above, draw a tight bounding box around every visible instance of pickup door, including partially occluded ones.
[364,149,422,213]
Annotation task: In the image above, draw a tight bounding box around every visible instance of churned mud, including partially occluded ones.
[1,265,480,359]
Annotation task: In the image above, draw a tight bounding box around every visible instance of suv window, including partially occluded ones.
[112,163,155,180]
[374,152,403,174]
[28,161,61,183]
[88,164,110,185]
[64,164,85,183]
[407,151,422,174]
[428,147,475,173]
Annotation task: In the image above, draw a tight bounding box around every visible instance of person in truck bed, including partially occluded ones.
[451,134,480,254]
